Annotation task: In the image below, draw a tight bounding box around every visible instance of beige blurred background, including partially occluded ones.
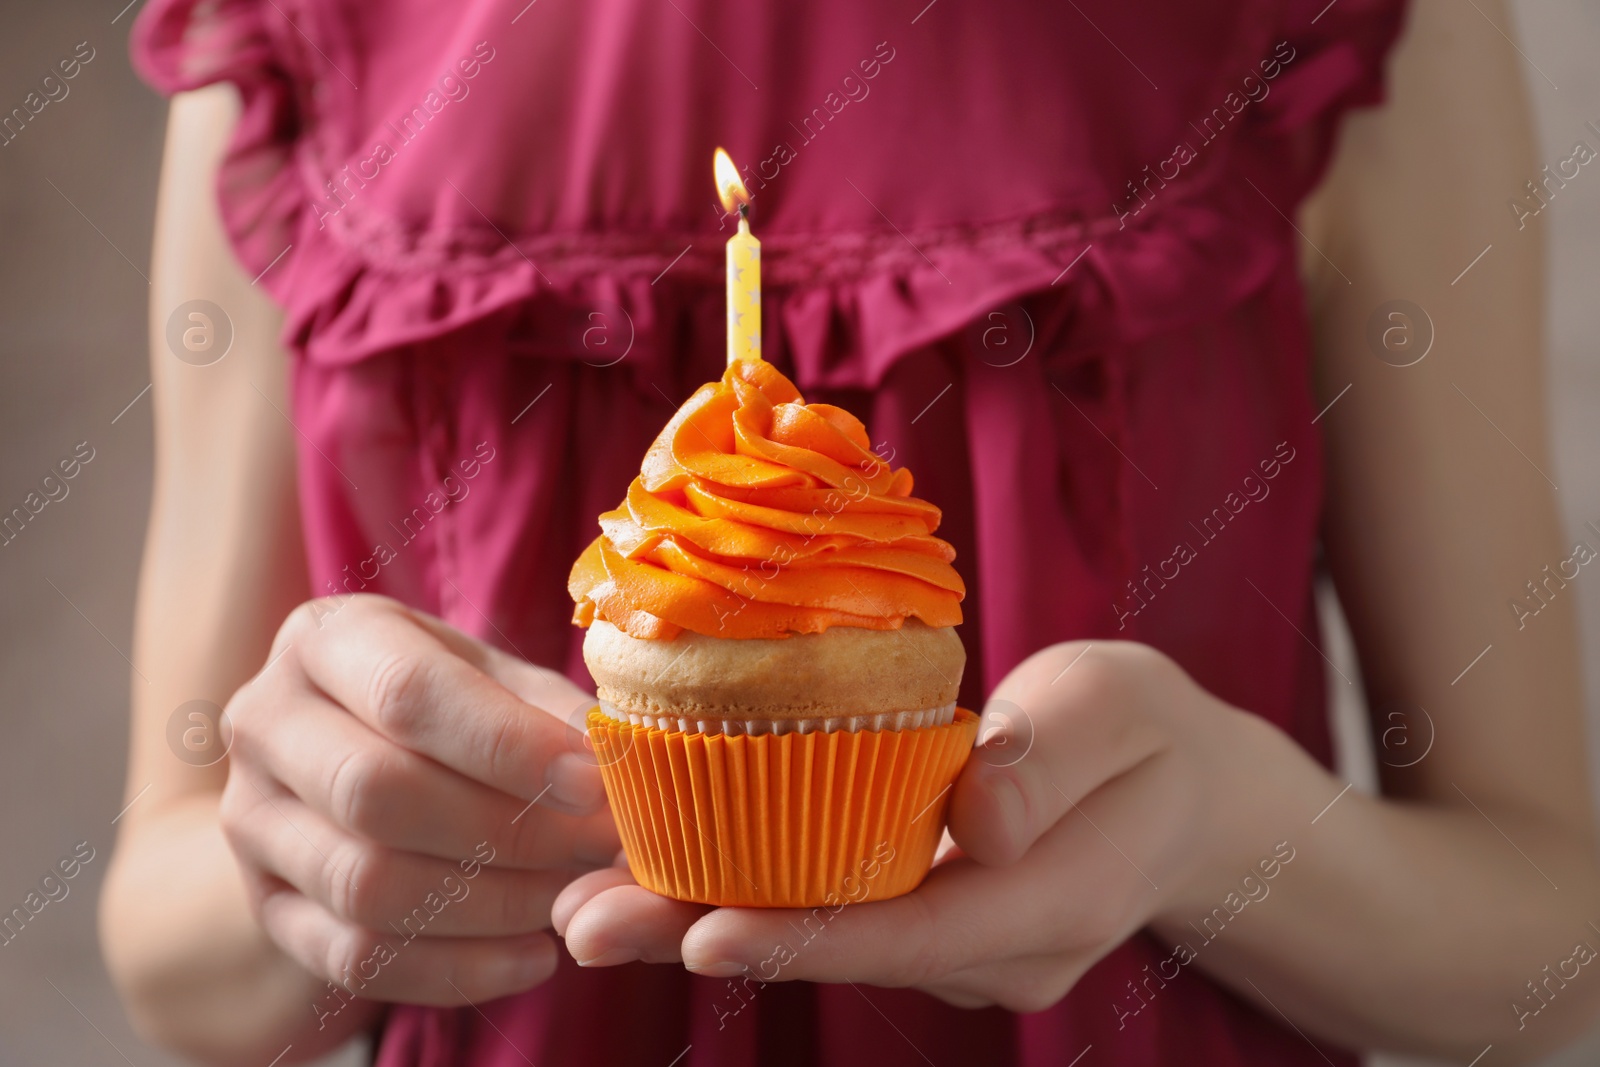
[0,2,1594,1065]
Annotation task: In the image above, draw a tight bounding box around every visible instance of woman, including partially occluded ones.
[100,0,1600,1063]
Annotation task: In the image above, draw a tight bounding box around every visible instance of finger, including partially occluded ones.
[407,610,597,720]
[551,866,636,937]
[244,685,618,867]
[272,596,594,719]
[559,879,710,967]
[919,951,1094,1013]
[226,784,583,936]
[286,597,604,813]
[256,879,557,1006]
[951,641,1171,865]
[679,794,1150,987]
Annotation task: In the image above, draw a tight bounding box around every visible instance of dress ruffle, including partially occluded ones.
[132,0,305,298]
[130,0,1405,394]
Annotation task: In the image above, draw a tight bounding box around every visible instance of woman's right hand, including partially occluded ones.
[219,594,620,1011]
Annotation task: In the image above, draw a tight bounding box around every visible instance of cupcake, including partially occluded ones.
[569,358,977,907]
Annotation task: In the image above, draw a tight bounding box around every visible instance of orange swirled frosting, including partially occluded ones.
[569,360,965,640]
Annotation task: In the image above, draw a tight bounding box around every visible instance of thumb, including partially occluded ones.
[406,607,608,811]
[948,642,1166,866]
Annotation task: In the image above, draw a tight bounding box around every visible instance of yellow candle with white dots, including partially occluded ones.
[714,148,761,365]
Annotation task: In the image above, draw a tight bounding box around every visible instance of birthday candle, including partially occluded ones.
[714,147,761,365]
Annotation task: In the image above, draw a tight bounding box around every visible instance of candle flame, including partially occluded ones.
[714,147,751,215]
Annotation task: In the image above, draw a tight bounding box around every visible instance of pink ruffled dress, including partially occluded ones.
[132,0,1405,1063]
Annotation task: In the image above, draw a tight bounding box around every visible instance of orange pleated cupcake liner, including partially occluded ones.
[588,708,979,907]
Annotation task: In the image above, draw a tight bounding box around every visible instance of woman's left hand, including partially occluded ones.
[553,640,1300,1011]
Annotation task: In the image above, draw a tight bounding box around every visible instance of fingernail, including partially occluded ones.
[576,947,638,968]
[545,752,607,811]
[685,960,748,978]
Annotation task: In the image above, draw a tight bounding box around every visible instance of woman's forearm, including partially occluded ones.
[100,794,379,1064]
[101,83,350,1063]
[1154,712,1600,1060]
[1227,0,1600,1056]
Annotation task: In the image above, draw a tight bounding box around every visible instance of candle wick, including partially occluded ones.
[738,202,749,221]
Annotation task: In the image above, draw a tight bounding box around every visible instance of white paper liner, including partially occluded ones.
[596,700,957,737]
